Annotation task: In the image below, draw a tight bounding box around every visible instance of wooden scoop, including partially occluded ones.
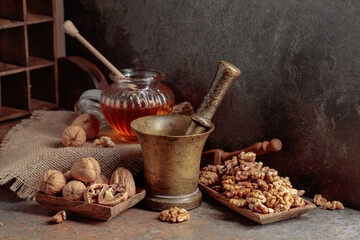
[201,138,282,166]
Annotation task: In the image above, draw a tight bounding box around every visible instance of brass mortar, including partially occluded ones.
[131,115,214,210]
[131,61,241,210]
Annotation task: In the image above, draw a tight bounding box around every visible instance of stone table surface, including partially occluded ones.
[0,186,359,240]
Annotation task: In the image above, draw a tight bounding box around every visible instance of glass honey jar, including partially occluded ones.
[99,69,174,143]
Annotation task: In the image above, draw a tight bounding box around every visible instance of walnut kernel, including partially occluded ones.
[199,171,219,186]
[49,210,66,224]
[93,136,115,147]
[160,207,190,223]
[98,184,128,206]
[314,194,328,207]
[323,201,344,210]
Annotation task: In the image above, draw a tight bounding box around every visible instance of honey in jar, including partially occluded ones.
[100,69,174,143]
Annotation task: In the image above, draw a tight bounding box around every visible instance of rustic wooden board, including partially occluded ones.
[199,183,316,224]
[35,188,146,221]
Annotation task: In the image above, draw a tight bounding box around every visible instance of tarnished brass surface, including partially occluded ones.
[131,115,214,210]
[185,61,241,135]
[144,189,202,211]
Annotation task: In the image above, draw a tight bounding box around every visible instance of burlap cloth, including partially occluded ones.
[0,110,143,200]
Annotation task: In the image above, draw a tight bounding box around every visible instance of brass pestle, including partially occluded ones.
[185,61,241,135]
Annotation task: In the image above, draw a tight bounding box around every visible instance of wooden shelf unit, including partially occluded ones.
[0,0,58,121]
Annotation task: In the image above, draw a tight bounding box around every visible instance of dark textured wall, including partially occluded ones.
[64,0,360,209]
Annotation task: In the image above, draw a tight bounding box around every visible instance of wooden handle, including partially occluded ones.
[62,20,125,79]
[185,61,241,135]
[221,139,282,160]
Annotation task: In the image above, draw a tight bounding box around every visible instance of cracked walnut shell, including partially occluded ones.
[83,183,107,204]
[72,113,100,139]
[62,125,86,147]
[70,157,101,183]
[160,207,190,223]
[110,168,136,197]
[98,184,128,206]
[62,180,87,201]
[38,169,66,195]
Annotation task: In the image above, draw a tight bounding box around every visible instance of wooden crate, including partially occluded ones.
[0,0,58,121]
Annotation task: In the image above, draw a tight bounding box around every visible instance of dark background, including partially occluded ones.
[64,0,360,209]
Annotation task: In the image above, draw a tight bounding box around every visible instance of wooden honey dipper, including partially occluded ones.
[201,138,282,165]
[62,20,125,78]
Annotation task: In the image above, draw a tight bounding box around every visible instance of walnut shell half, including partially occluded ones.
[83,183,108,204]
[110,168,136,197]
[70,157,101,182]
[62,125,86,147]
[98,184,128,206]
[38,169,66,195]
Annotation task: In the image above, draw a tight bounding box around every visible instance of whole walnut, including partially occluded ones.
[38,169,66,195]
[110,168,136,197]
[62,180,86,201]
[62,125,86,147]
[71,113,100,139]
[70,157,101,182]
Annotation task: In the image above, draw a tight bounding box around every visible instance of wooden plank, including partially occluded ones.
[0,105,30,121]
[199,183,316,224]
[30,98,57,111]
[26,13,52,25]
[0,27,27,66]
[0,62,26,76]
[28,56,54,70]
[0,18,24,29]
[35,188,146,221]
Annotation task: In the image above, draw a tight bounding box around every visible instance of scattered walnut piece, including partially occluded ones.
[0,222,3,226]
[49,210,66,224]
[199,171,219,186]
[314,194,328,207]
[323,201,344,210]
[159,207,190,223]
[62,125,86,147]
[93,136,115,148]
